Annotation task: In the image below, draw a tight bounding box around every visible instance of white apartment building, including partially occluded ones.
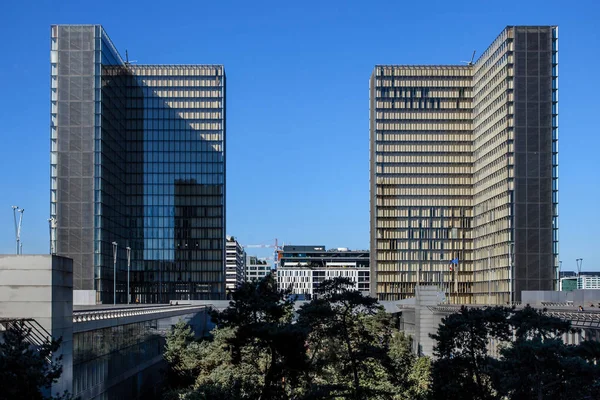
[578,276,600,290]
[245,255,272,282]
[276,245,370,300]
[226,236,245,291]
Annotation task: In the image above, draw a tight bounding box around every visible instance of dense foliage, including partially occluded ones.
[164,274,431,399]
[431,305,600,400]
[0,321,71,400]
[165,276,600,399]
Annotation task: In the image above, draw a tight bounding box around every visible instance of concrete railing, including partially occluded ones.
[73,304,212,323]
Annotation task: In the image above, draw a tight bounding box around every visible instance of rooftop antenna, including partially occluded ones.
[12,206,24,255]
[125,50,137,65]
[461,50,476,66]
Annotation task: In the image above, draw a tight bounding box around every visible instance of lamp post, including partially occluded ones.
[112,241,118,305]
[126,246,131,304]
[576,258,583,289]
[12,206,24,255]
[558,260,563,291]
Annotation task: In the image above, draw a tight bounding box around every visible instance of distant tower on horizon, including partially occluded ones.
[50,25,226,304]
[370,26,558,304]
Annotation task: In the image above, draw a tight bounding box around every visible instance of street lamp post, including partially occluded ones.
[126,246,131,304]
[558,260,563,290]
[576,258,583,289]
[112,241,118,305]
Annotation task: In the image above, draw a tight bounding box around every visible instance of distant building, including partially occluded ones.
[560,277,577,291]
[246,255,272,282]
[559,272,600,291]
[578,275,600,290]
[226,236,246,291]
[560,271,577,278]
[277,245,370,300]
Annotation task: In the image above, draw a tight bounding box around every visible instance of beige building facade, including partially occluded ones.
[370,26,558,304]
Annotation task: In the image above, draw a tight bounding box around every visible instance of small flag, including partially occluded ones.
[449,257,458,272]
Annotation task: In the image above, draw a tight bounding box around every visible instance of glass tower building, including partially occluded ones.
[50,25,226,303]
[370,26,558,304]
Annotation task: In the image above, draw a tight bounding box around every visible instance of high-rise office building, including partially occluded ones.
[50,25,226,303]
[370,26,558,304]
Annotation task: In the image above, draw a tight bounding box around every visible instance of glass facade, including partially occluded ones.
[71,306,212,400]
[51,25,226,304]
[370,66,474,303]
[73,320,164,399]
[370,26,558,304]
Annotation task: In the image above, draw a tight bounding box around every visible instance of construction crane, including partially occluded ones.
[242,239,282,269]
[242,238,280,250]
[461,50,477,66]
[12,206,24,255]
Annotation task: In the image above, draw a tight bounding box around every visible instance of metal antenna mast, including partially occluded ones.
[12,206,24,255]
[576,258,583,276]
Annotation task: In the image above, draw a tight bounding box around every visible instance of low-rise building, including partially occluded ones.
[560,277,577,291]
[0,255,212,399]
[560,271,600,291]
[578,275,600,290]
[245,255,272,282]
[277,245,369,300]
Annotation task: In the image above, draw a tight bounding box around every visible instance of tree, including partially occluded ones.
[492,306,600,400]
[164,326,266,400]
[430,306,512,400]
[164,275,432,400]
[164,274,307,400]
[165,320,199,388]
[0,321,71,400]
[387,331,431,400]
[297,277,394,400]
[431,305,600,400]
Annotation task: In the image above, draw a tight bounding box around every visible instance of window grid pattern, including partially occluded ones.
[369,26,557,305]
[52,25,226,304]
[471,28,513,304]
[226,237,246,291]
[370,66,474,303]
[127,65,225,303]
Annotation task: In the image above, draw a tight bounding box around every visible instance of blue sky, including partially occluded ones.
[0,0,598,271]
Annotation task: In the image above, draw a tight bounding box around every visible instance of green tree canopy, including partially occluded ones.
[164,275,432,400]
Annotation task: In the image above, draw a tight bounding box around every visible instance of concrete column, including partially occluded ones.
[414,285,442,356]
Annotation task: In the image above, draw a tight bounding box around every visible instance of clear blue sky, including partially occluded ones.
[0,0,598,271]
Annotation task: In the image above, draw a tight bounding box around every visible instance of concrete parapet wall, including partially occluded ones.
[0,255,73,397]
